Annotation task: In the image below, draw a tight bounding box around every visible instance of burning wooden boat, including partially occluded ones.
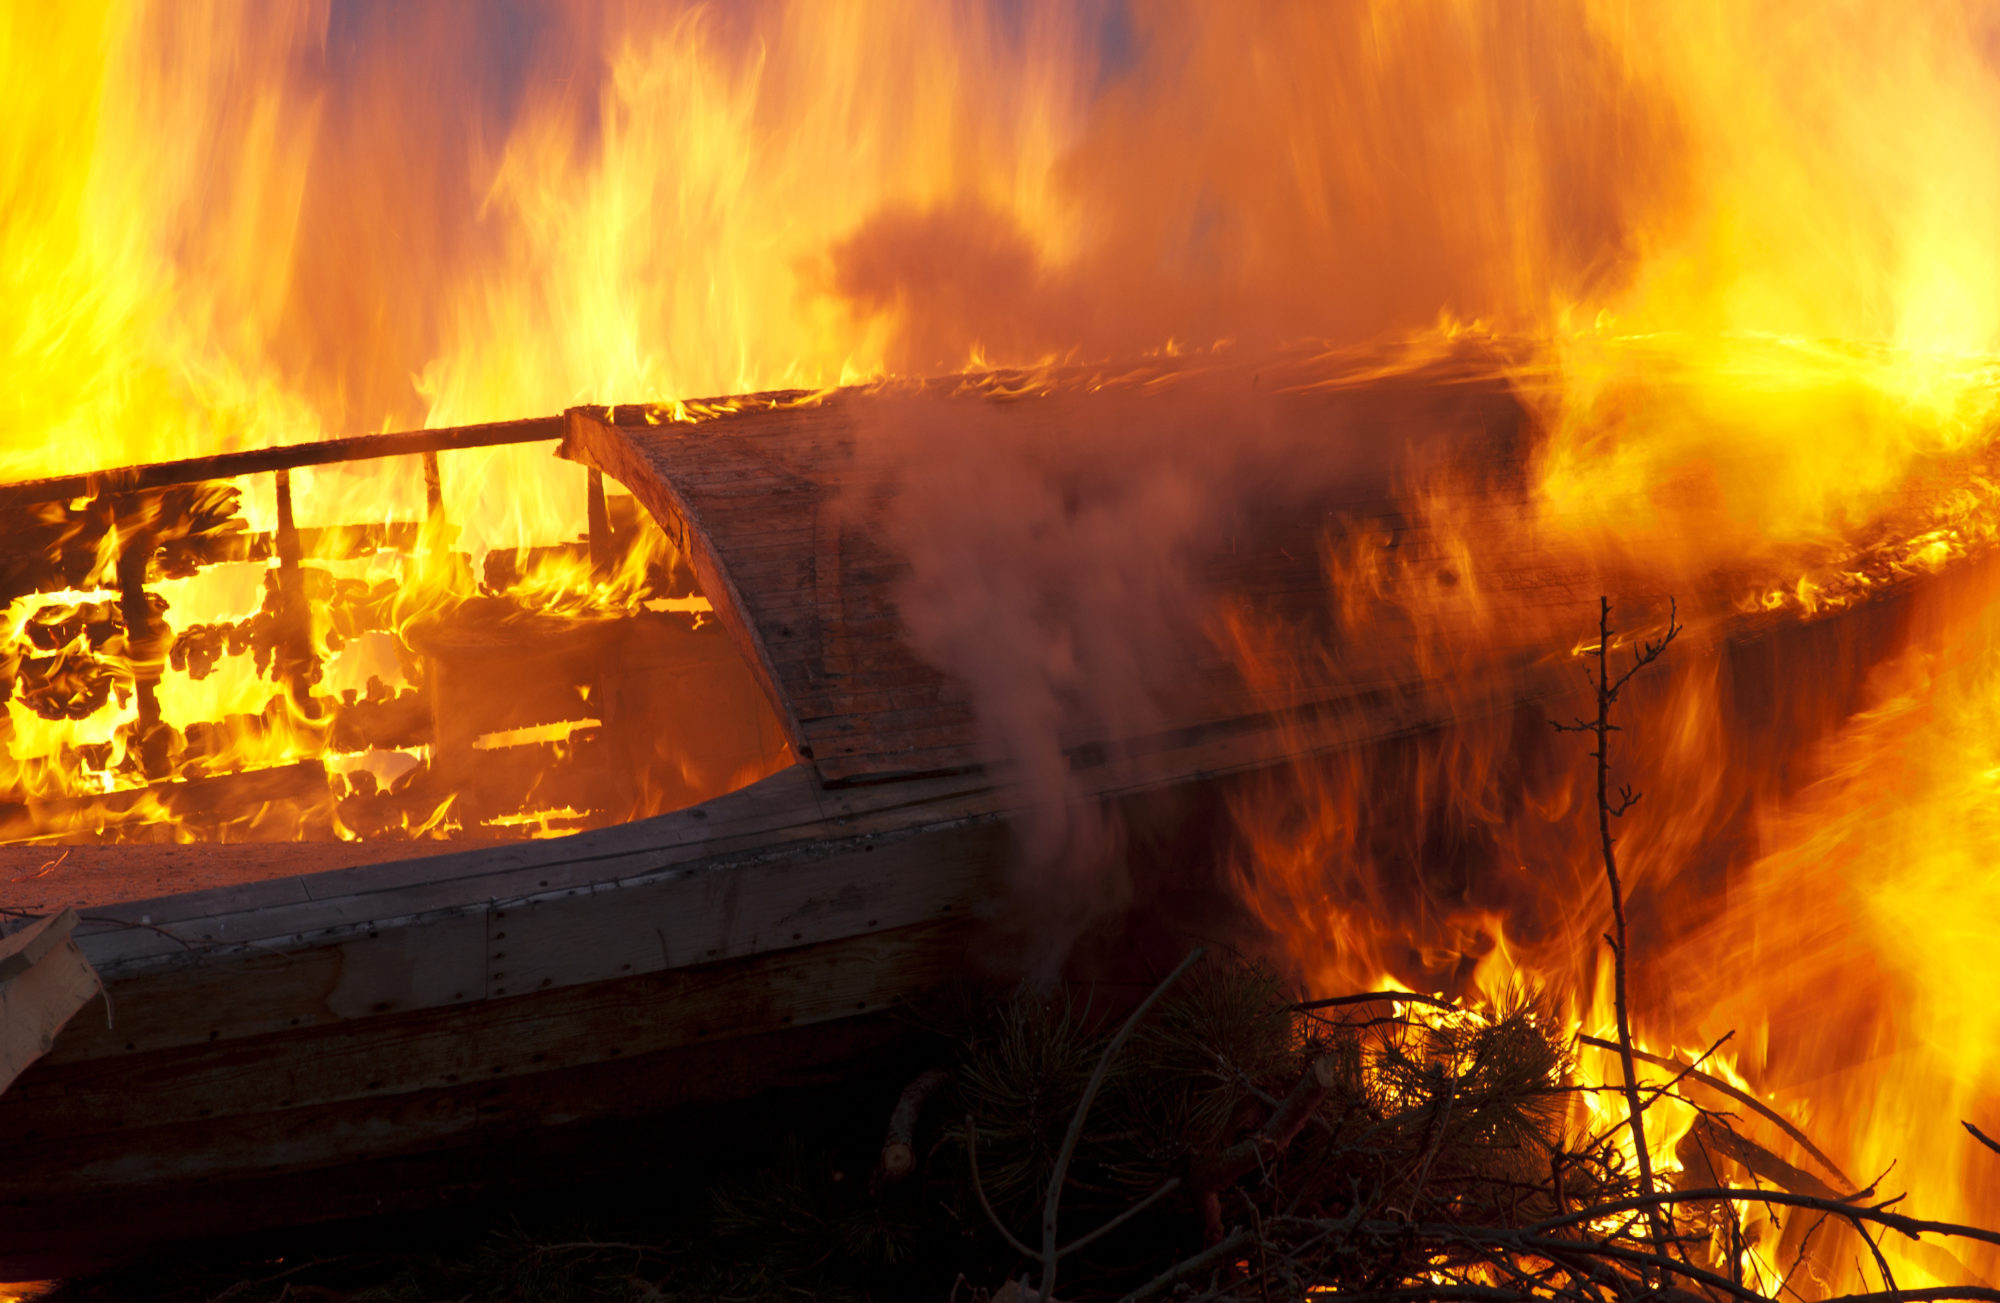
[0,348,1988,1276]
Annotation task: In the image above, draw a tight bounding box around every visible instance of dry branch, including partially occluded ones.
[1578,1032,1854,1191]
[874,1066,951,1190]
[1689,1115,1848,1203]
[1036,947,1206,1303]
[1188,1053,1339,1193]
[1553,594,1680,1269]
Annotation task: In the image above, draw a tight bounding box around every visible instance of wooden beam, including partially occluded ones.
[47,808,1002,1062]
[0,415,566,509]
[1,759,331,843]
[8,919,964,1147]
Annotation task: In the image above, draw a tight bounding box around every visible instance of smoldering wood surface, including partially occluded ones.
[570,350,2000,793]
[8,347,1967,923]
[564,360,1541,787]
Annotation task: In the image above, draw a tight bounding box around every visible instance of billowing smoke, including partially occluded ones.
[844,373,1418,970]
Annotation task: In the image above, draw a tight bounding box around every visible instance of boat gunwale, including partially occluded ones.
[46,761,999,972]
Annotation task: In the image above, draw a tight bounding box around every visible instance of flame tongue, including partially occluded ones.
[1228,422,2000,1287]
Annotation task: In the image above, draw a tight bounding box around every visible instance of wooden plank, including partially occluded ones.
[815,612,918,642]
[816,502,853,680]
[803,713,964,747]
[696,483,825,508]
[0,909,102,1093]
[53,806,1001,1059]
[54,910,490,1057]
[479,815,1001,997]
[794,685,969,719]
[817,745,982,784]
[714,531,834,565]
[815,717,976,753]
[0,1013,910,1280]
[801,703,977,737]
[15,967,921,1192]
[8,919,965,1145]
[730,573,825,614]
[53,760,925,941]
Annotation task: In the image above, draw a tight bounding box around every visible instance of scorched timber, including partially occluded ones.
[0,414,567,510]
[0,356,1969,1276]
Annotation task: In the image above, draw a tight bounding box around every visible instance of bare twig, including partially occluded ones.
[1577,1032,1853,1190]
[1533,1185,2000,1252]
[1826,1290,2000,1303]
[1691,1116,1847,1203]
[1038,946,1207,1303]
[1553,594,1679,1268]
[967,1114,1038,1260]
[1400,1077,1457,1219]
[1189,1054,1340,1194]
[1856,1219,1901,1297]
[11,847,69,883]
[207,1255,355,1303]
[1057,1178,1183,1259]
[1319,1217,1768,1302]
[1633,1029,1734,1115]
[1115,1227,1254,1303]
[1295,991,1460,1014]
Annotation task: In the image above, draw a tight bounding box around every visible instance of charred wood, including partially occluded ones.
[0,759,330,843]
[0,416,565,511]
[327,688,433,752]
[873,1066,951,1190]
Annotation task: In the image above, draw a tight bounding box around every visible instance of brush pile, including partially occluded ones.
[905,951,2000,1303]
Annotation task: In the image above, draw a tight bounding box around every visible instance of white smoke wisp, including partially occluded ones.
[849,378,1410,972]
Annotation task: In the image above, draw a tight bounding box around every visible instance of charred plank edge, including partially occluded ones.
[48,797,1007,1063]
[49,670,1485,973]
[0,415,567,509]
[0,907,79,984]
